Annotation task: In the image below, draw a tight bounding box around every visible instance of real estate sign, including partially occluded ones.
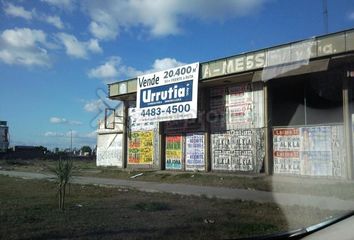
[136,63,199,122]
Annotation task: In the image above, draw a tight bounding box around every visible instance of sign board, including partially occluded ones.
[136,63,199,122]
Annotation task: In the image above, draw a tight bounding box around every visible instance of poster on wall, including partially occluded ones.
[185,133,205,171]
[273,128,300,151]
[227,83,254,129]
[300,126,331,152]
[166,135,183,170]
[273,128,301,175]
[128,131,154,164]
[273,125,345,177]
[211,129,263,172]
[274,151,301,175]
[136,63,199,123]
[97,133,123,167]
[129,108,157,132]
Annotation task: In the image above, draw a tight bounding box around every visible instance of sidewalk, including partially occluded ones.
[1,170,354,211]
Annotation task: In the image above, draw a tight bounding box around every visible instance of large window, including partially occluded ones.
[271,71,343,127]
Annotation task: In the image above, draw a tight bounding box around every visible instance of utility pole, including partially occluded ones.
[70,129,73,155]
[323,0,328,34]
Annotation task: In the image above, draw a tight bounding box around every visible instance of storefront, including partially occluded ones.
[104,28,354,179]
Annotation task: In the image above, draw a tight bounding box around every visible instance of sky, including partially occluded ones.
[0,0,353,150]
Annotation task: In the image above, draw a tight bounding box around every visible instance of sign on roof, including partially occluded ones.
[136,62,199,123]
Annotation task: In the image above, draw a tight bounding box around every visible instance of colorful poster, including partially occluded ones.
[273,128,300,151]
[166,135,183,170]
[128,131,154,164]
[185,133,205,171]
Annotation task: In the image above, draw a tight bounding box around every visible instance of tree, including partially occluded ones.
[80,146,92,155]
[52,158,73,211]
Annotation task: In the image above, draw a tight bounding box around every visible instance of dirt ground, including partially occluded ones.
[1,159,354,200]
[0,174,343,240]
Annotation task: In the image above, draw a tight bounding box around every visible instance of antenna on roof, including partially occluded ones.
[322,0,329,34]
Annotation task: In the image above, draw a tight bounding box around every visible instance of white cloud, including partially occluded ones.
[50,117,82,125]
[89,21,117,40]
[41,0,76,11]
[4,3,33,20]
[4,3,65,30]
[1,28,46,48]
[44,15,65,29]
[87,38,102,53]
[349,12,354,20]
[56,33,102,59]
[69,120,83,125]
[149,58,186,72]
[44,130,91,139]
[88,56,120,79]
[86,131,97,139]
[82,0,267,40]
[50,117,67,124]
[88,56,184,82]
[0,28,50,67]
[44,131,64,137]
[84,99,104,112]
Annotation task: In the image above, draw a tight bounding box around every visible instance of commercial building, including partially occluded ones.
[97,28,354,180]
[0,121,9,153]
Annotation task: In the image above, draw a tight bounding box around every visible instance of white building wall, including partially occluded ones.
[96,103,124,167]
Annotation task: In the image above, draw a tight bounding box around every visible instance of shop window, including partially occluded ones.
[271,72,343,127]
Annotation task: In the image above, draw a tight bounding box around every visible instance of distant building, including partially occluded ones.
[12,146,46,159]
[0,121,9,152]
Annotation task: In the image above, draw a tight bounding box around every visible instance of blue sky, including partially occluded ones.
[0,0,353,150]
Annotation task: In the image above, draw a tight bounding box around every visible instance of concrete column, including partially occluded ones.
[343,75,353,180]
[204,88,212,172]
[159,122,166,170]
[263,82,273,175]
[122,100,129,169]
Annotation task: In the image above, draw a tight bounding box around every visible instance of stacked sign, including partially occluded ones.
[166,135,183,170]
[128,107,159,166]
[273,125,345,177]
[210,82,265,172]
[136,63,199,123]
[211,129,264,172]
[185,133,205,171]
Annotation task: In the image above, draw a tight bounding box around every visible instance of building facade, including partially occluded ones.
[0,121,9,153]
[100,28,354,180]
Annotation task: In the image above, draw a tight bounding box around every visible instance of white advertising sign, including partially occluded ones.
[136,62,199,122]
